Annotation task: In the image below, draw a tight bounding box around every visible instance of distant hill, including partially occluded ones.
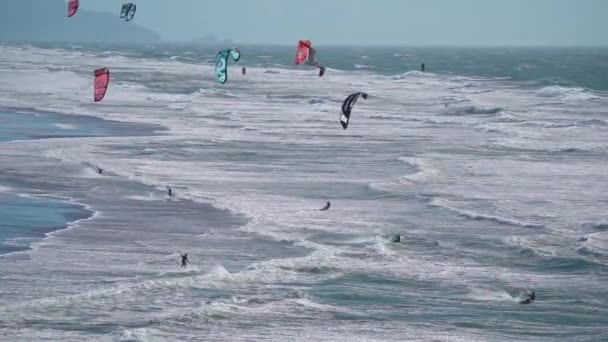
[0,0,160,43]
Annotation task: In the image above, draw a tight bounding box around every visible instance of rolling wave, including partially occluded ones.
[430,198,544,229]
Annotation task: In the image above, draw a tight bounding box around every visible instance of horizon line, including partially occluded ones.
[2,39,607,49]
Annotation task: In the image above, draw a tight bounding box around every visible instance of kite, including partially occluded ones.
[67,0,79,17]
[94,68,110,102]
[340,92,368,129]
[215,48,241,84]
[295,40,312,65]
[120,3,137,21]
[295,40,325,76]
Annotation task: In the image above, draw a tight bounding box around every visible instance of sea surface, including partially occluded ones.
[0,42,606,341]
[0,110,163,255]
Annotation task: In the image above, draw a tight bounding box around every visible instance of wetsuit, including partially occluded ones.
[320,201,331,211]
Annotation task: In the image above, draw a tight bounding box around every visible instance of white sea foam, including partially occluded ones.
[53,123,78,130]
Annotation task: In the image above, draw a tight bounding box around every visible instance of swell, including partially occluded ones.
[429,198,544,229]
[444,105,504,116]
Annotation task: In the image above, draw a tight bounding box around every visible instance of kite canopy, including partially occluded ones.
[296,40,325,76]
[215,48,241,84]
[94,68,110,102]
[120,4,128,18]
[121,3,137,21]
[67,0,79,17]
[340,92,368,129]
[295,40,312,65]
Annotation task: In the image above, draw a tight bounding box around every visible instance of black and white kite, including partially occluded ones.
[340,92,368,129]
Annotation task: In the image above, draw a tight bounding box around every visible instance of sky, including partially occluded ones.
[81,0,608,46]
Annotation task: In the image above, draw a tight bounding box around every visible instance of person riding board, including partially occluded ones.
[319,201,331,211]
[180,253,189,268]
[306,47,325,77]
[520,291,535,304]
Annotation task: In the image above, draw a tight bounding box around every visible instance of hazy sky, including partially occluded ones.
[82,0,607,45]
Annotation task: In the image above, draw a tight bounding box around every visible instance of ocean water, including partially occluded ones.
[0,110,164,255]
[0,110,165,141]
[0,42,606,341]
[0,192,90,254]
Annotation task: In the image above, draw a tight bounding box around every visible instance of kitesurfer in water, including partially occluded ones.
[242,67,247,75]
[520,291,535,304]
[307,47,325,77]
[180,253,189,268]
[421,63,425,72]
[390,234,401,243]
[97,167,103,175]
[166,186,173,197]
[319,201,331,211]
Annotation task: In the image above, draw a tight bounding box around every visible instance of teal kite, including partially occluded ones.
[215,48,241,84]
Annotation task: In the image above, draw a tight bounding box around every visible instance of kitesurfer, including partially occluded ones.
[421,63,425,72]
[242,67,247,75]
[166,186,173,197]
[319,66,326,77]
[180,253,189,268]
[520,291,535,304]
[319,201,331,211]
[295,40,325,77]
[97,167,103,175]
[390,234,401,243]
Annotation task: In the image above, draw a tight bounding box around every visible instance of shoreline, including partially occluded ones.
[0,108,165,256]
[0,191,94,256]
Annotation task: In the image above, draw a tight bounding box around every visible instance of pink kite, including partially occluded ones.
[94,68,110,102]
[67,0,79,17]
[295,40,312,65]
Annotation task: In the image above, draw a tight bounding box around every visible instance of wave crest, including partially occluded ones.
[537,86,600,101]
[430,198,544,229]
